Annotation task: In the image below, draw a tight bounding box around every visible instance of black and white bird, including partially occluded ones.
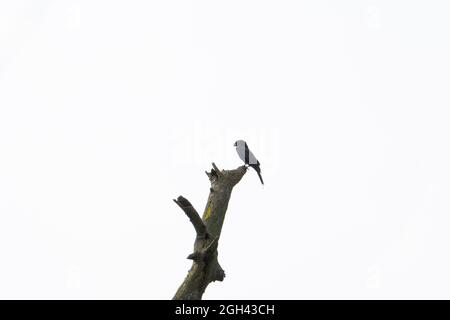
[234,140,264,185]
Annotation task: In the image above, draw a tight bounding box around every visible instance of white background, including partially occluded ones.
[1,0,449,299]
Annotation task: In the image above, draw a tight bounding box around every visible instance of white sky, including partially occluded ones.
[0,0,449,299]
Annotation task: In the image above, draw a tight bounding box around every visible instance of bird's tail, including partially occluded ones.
[251,165,264,185]
[257,171,264,185]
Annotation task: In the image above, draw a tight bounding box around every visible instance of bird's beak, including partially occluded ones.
[233,142,237,147]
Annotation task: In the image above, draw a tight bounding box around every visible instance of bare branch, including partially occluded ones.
[213,264,225,282]
[211,162,222,177]
[173,196,206,238]
[203,237,218,256]
[172,164,247,300]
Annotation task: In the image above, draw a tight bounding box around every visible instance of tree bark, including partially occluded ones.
[172,163,247,300]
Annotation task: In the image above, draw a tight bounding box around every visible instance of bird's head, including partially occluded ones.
[234,140,246,147]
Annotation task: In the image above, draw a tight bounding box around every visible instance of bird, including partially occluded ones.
[233,140,264,185]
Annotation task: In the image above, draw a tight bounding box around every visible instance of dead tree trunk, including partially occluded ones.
[172,163,247,300]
